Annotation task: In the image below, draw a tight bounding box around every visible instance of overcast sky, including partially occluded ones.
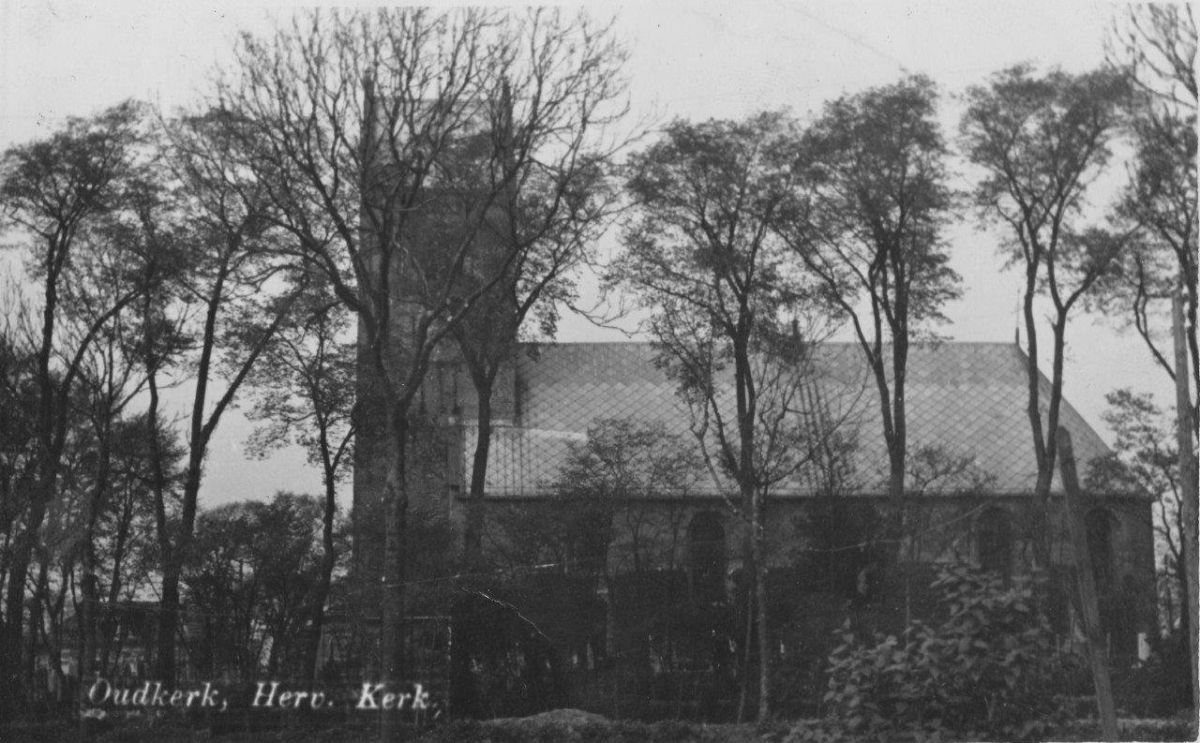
[0,1,1174,507]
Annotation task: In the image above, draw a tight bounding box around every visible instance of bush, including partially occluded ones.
[1112,632,1193,717]
[791,565,1073,742]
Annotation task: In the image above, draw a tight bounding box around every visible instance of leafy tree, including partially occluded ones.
[0,305,38,605]
[776,76,960,549]
[92,414,184,675]
[962,65,1133,743]
[184,493,335,679]
[0,102,154,719]
[955,65,1132,743]
[57,175,192,703]
[960,65,1130,565]
[611,112,850,721]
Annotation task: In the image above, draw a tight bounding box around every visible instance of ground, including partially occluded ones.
[1,708,1194,742]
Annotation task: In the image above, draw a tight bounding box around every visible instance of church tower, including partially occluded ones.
[350,76,521,600]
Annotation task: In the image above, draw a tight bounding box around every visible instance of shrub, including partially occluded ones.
[1112,632,1193,717]
[791,565,1073,743]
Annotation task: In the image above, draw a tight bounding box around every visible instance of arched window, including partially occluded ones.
[689,512,726,605]
[1086,508,1115,589]
[977,507,1012,577]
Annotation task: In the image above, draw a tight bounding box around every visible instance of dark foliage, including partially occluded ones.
[793,565,1073,743]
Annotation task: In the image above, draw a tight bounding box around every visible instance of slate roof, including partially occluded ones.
[467,341,1113,498]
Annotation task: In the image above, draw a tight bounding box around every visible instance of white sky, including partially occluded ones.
[0,1,1179,506]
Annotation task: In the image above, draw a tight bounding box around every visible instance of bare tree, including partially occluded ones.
[453,127,627,570]
[56,201,169,717]
[208,8,632,705]
[1109,4,1197,110]
[1104,5,1198,707]
[244,275,356,684]
[142,112,300,683]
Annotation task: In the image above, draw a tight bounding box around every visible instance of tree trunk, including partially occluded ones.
[753,492,769,722]
[33,562,54,705]
[155,570,181,683]
[78,486,104,741]
[0,237,73,724]
[145,360,175,685]
[888,336,909,559]
[156,454,205,684]
[101,493,134,675]
[379,408,410,741]
[305,463,340,685]
[1057,428,1118,741]
[1026,316,1073,582]
[0,487,51,722]
[1172,290,1199,711]
[464,385,493,569]
[77,579,93,741]
[736,553,753,724]
[1020,261,1055,573]
[0,562,29,721]
[867,349,906,559]
[734,478,771,723]
[81,423,111,688]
